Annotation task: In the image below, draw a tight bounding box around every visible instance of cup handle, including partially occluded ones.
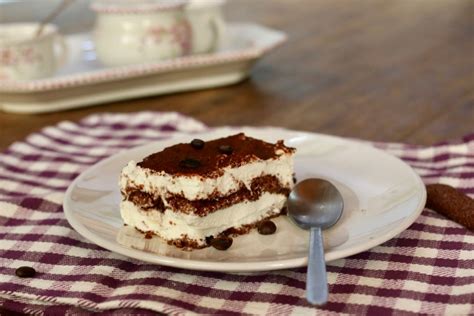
[54,34,68,70]
[208,16,224,53]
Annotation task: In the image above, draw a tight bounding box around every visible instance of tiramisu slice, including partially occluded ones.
[120,133,296,250]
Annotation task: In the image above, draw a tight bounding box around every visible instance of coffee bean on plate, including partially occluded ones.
[190,139,205,149]
[15,266,36,278]
[258,220,277,235]
[179,158,201,169]
[210,236,233,250]
[218,145,233,154]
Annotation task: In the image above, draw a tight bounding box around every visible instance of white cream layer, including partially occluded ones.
[120,192,287,246]
[120,152,294,201]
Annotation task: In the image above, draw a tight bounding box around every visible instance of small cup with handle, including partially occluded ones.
[0,23,68,81]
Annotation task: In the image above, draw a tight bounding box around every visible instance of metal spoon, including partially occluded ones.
[287,178,344,305]
[35,0,75,37]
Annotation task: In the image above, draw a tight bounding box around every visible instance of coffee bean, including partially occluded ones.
[205,236,214,245]
[190,139,205,149]
[15,266,36,278]
[258,220,277,235]
[210,236,233,250]
[218,145,233,154]
[179,158,201,169]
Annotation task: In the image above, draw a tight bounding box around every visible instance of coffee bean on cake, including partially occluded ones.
[218,145,233,154]
[179,158,201,169]
[190,139,205,149]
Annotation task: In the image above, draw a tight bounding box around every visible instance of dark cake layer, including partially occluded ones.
[137,133,295,177]
[123,175,290,216]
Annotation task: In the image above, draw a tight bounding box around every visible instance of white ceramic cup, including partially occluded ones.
[186,0,226,54]
[0,23,68,81]
[91,0,192,66]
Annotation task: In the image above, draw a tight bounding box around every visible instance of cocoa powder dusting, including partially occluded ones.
[137,133,295,177]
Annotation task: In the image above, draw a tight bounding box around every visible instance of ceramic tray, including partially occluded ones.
[0,23,286,114]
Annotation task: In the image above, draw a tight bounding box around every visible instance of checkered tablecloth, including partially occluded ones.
[0,112,472,315]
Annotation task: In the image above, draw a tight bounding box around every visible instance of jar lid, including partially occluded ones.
[91,0,188,14]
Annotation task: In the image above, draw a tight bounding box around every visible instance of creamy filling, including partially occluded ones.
[120,192,287,246]
[124,174,290,216]
[120,153,294,201]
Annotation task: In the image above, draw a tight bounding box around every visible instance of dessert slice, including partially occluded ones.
[120,133,296,249]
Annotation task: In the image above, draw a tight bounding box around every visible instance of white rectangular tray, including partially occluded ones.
[0,23,285,114]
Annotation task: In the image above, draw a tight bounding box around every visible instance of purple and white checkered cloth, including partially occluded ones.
[0,112,472,315]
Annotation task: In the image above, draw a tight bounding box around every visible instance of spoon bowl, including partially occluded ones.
[289,178,344,229]
[287,178,344,305]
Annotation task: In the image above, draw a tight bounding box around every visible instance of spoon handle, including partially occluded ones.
[36,0,75,37]
[307,226,328,305]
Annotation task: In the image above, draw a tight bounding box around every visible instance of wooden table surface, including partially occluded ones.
[1,0,473,150]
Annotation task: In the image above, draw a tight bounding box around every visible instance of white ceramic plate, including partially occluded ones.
[63,127,426,272]
[0,23,285,114]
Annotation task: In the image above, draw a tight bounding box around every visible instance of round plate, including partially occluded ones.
[63,127,426,272]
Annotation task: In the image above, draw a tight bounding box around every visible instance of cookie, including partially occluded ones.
[426,184,474,232]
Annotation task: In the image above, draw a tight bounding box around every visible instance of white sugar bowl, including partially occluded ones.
[91,0,192,66]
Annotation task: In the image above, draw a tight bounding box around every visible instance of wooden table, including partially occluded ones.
[1,0,473,150]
